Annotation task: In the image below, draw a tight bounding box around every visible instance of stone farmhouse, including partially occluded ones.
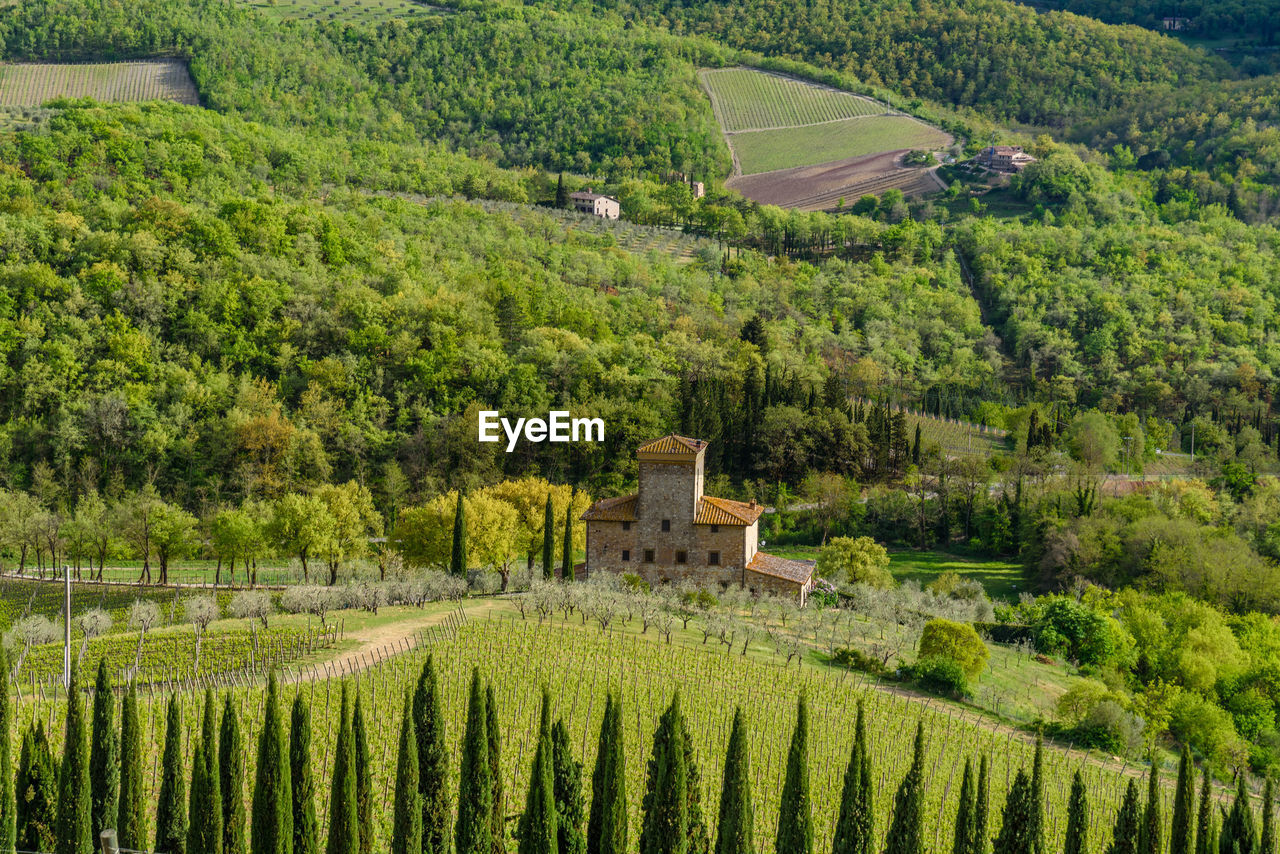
[976,145,1036,173]
[569,190,621,219]
[580,434,816,604]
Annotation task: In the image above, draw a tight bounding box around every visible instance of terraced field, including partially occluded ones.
[0,61,199,107]
[730,115,952,176]
[243,0,442,23]
[701,67,884,131]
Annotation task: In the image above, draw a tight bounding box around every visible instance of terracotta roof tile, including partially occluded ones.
[636,434,707,455]
[746,552,814,585]
[580,494,637,522]
[695,495,764,526]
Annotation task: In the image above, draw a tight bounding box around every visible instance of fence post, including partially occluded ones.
[100,828,120,854]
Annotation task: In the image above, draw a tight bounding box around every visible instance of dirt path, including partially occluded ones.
[286,604,475,683]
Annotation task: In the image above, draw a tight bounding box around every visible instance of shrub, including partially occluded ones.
[831,647,886,676]
[918,619,989,681]
[906,656,969,698]
[816,536,893,588]
[1169,691,1248,769]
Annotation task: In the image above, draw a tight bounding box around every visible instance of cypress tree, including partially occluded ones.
[457,670,494,854]
[327,683,360,854]
[353,691,373,854]
[1140,761,1162,854]
[0,645,15,853]
[776,695,812,854]
[551,718,585,854]
[555,174,568,208]
[1220,774,1257,854]
[117,682,146,850]
[1064,771,1088,854]
[678,714,709,854]
[951,759,975,854]
[55,663,92,854]
[188,689,223,854]
[993,769,1034,854]
[1029,738,1045,854]
[414,655,450,854]
[156,694,189,854]
[487,685,506,854]
[1109,779,1141,854]
[1171,747,1195,854]
[291,695,319,854]
[393,689,423,854]
[970,756,989,854]
[543,495,555,580]
[561,507,574,581]
[640,694,687,854]
[1196,766,1215,854]
[16,722,57,854]
[883,723,926,854]
[517,690,557,854]
[587,693,626,854]
[714,708,753,854]
[251,672,292,854]
[221,695,248,854]
[1263,778,1275,854]
[451,492,467,577]
[832,701,872,854]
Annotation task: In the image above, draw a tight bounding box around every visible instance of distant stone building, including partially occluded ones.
[570,190,621,219]
[1162,16,1190,30]
[976,145,1036,173]
[581,434,815,603]
[691,180,705,199]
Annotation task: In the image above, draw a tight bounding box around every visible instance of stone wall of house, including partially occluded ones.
[586,519,748,576]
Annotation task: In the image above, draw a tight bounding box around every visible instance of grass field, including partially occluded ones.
[701,67,884,132]
[0,61,199,107]
[243,0,441,24]
[768,547,1024,601]
[13,602,1186,853]
[731,115,953,175]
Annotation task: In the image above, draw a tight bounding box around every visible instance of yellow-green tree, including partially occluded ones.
[315,481,382,585]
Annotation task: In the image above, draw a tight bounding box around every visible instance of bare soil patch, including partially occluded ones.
[727,150,946,211]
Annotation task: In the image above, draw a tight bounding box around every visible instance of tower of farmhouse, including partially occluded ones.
[581,434,815,603]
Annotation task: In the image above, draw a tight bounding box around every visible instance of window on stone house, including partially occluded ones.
[644,549,654,563]
[708,551,720,566]
[676,551,687,564]
[661,519,671,532]
[621,549,630,562]
[710,524,719,533]
[622,521,631,531]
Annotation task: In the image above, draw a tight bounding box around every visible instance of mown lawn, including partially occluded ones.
[767,546,1025,600]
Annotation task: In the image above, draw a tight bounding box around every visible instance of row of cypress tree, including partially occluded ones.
[8,647,1280,854]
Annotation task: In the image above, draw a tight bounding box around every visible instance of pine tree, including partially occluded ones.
[832,701,872,854]
[551,718,585,854]
[951,759,975,854]
[776,695,812,854]
[1171,747,1195,854]
[17,722,57,854]
[1140,761,1162,854]
[451,492,467,577]
[970,756,989,854]
[1262,777,1275,854]
[393,689,423,854]
[156,694,189,854]
[883,723,926,854]
[487,684,506,854]
[587,693,626,854]
[117,683,146,850]
[1029,738,1045,854]
[517,690,557,854]
[221,695,248,854]
[1064,771,1088,854]
[993,769,1034,854]
[714,708,753,854]
[353,691,373,854]
[188,689,223,854]
[0,645,15,853]
[640,693,689,854]
[291,695,319,854]
[543,495,555,580]
[1220,774,1258,854]
[414,656,450,854]
[561,506,574,581]
[251,673,293,854]
[1109,779,1141,854]
[457,670,494,854]
[1195,766,1215,854]
[327,683,360,854]
[55,663,92,854]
